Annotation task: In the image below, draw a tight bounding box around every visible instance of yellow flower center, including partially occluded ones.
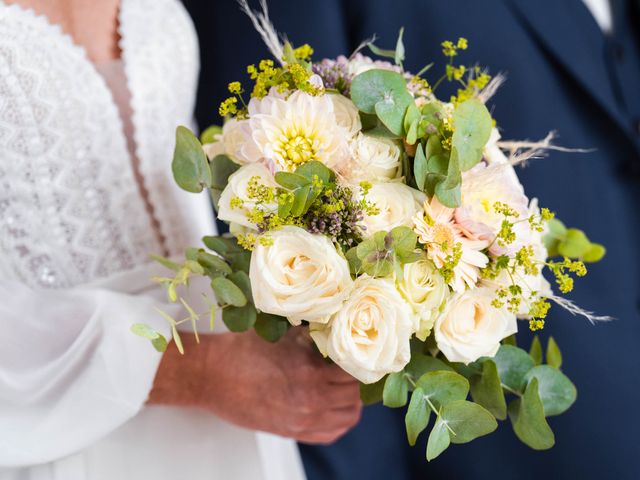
[432,224,455,251]
[277,133,316,168]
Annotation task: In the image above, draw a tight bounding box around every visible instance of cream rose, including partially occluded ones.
[343,133,402,183]
[202,118,248,164]
[329,93,361,138]
[362,182,425,236]
[310,275,413,384]
[250,226,353,325]
[396,255,450,340]
[434,287,517,364]
[217,163,278,229]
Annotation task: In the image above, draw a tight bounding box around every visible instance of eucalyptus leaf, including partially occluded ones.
[492,345,535,393]
[405,353,454,381]
[415,371,469,410]
[222,303,257,332]
[529,336,543,365]
[546,337,563,369]
[227,271,253,303]
[441,400,497,444]
[200,125,222,145]
[254,312,290,342]
[523,365,576,416]
[509,378,555,450]
[150,254,181,272]
[197,251,232,276]
[583,243,606,262]
[558,229,591,258]
[211,277,247,307]
[426,415,451,461]
[406,387,431,446]
[295,160,334,184]
[274,172,310,190]
[290,184,312,216]
[151,334,168,352]
[172,126,212,193]
[351,69,413,136]
[131,323,160,340]
[451,99,492,171]
[435,182,461,208]
[210,154,240,190]
[470,360,507,420]
[414,143,428,191]
[383,371,409,408]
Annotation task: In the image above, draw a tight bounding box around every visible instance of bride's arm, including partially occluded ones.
[0,278,179,467]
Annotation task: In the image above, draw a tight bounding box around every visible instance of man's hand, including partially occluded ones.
[149,328,362,444]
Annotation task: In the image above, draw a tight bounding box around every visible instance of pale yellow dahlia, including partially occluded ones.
[240,90,349,172]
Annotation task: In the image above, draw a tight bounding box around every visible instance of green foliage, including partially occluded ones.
[172,126,213,193]
[211,277,247,307]
[222,303,257,332]
[406,387,431,445]
[442,400,498,444]
[130,324,168,353]
[355,226,419,277]
[426,416,451,461]
[351,69,414,135]
[405,352,454,379]
[529,336,543,365]
[451,99,492,171]
[470,360,507,420]
[200,124,222,144]
[210,154,240,190]
[508,378,555,450]
[543,218,605,262]
[492,345,535,392]
[415,371,469,410]
[523,366,576,416]
[254,312,290,342]
[360,376,387,405]
[546,337,563,369]
[383,372,410,407]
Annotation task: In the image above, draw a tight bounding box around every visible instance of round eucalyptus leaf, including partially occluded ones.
[492,345,535,392]
[523,365,576,416]
[441,400,497,444]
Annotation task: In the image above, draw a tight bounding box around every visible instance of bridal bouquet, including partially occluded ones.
[132,11,607,460]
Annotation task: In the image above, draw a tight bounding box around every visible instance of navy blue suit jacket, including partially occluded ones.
[183,1,640,478]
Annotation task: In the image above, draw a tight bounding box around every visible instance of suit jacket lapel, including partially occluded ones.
[507,0,633,137]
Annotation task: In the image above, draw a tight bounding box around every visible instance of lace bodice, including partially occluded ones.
[0,0,209,289]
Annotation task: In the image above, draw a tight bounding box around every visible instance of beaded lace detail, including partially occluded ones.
[0,0,201,288]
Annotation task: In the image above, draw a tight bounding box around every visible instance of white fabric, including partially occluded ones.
[582,0,613,33]
[0,1,305,479]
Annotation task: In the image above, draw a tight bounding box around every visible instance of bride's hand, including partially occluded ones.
[148,328,363,444]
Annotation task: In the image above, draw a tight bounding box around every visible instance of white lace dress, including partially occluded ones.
[0,1,305,479]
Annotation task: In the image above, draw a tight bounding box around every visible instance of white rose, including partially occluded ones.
[202,119,248,164]
[250,226,353,325]
[217,163,278,229]
[343,133,402,183]
[362,182,425,236]
[329,93,361,138]
[310,275,413,384]
[434,287,517,364]
[396,255,450,340]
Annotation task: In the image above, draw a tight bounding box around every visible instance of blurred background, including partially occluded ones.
[183,1,640,478]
